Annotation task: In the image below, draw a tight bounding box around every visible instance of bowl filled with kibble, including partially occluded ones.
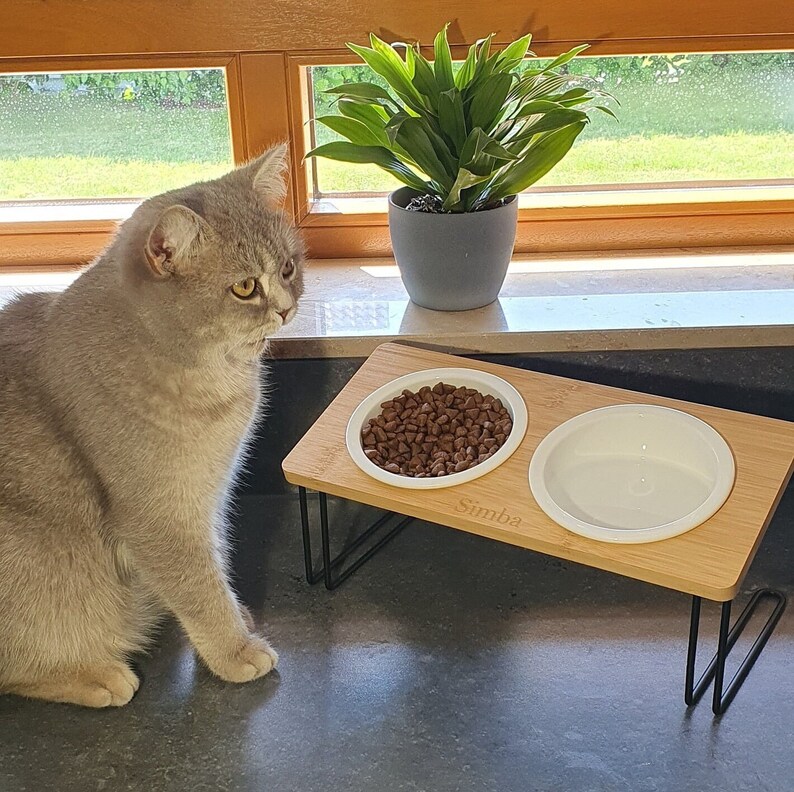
[345,368,528,488]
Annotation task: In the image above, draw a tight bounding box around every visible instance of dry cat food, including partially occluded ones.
[361,382,513,477]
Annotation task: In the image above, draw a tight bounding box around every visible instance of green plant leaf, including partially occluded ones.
[387,121,443,186]
[458,128,488,173]
[540,44,590,73]
[509,72,573,103]
[412,49,441,109]
[512,99,567,118]
[505,108,588,154]
[304,141,432,192]
[481,137,519,161]
[315,115,384,147]
[337,99,391,142]
[594,105,619,120]
[324,82,395,105]
[433,24,455,91]
[548,86,591,103]
[455,40,479,88]
[486,121,586,200]
[393,41,417,78]
[347,41,425,112]
[442,168,493,211]
[495,33,533,67]
[393,116,456,188]
[523,107,588,133]
[474,34,494,76]
[457,128,516,179]
[437,88,467,153]
[468,72,513,132]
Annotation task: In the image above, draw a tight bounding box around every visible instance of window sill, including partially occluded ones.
[1,247,792,360]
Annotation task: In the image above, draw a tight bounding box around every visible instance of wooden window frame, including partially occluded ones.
[0,0,793,268]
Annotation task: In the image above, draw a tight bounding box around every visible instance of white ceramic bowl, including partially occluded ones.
[528,404,735,543]
[346,367,528,489]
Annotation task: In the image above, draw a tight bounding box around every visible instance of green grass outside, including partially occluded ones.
[0,156,231,198]
[0,57,792,200]
[0,93,233,199]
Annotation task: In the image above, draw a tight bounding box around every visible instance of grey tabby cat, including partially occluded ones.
[0,144,303,707]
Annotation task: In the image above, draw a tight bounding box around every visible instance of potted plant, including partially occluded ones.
[307,27,615,311]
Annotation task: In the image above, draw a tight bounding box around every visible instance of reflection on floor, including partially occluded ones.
[2,489,793,792]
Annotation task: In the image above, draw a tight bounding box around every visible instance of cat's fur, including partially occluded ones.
[0,145,304,707]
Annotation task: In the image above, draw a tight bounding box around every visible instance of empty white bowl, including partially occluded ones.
[529,404,735,543]
[346,367,528,489]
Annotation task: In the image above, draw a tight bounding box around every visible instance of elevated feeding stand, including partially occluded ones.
[284,343,794,715]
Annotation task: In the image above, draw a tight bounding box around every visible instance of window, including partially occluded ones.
[1,0,793,266]
[0,68,233,204]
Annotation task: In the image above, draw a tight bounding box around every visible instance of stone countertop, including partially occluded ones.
[2,248,792,359]
[270,248,794,358]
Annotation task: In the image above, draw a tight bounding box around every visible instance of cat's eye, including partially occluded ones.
[281,257,296,280]
[231,278,257,299]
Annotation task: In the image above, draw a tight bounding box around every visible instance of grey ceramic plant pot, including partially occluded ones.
[388,187,518,312]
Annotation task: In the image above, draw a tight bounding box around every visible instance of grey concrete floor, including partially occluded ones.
[2,487,793,792]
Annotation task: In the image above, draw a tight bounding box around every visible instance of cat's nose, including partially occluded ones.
[278,309,290,322]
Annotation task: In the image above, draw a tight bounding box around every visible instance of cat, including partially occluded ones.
[0,144,304,707]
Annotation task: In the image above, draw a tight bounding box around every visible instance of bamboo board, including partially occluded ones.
[282,343,794,600]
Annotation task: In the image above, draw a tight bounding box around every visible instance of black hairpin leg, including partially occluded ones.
[685,588,786,715]
[298,487,412,590]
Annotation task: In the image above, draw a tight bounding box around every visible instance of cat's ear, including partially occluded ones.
[249,143,290,206]
[144,205,206,277]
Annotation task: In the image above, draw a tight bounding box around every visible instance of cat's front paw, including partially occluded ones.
[205,635,278,683]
